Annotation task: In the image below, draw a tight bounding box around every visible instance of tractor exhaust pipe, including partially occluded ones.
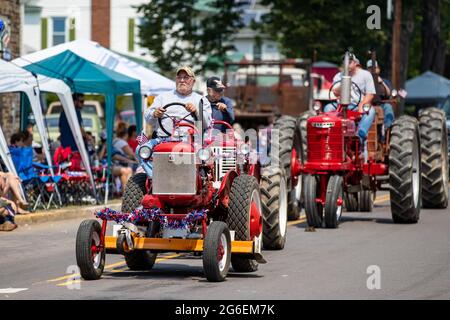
[341,52,352,113]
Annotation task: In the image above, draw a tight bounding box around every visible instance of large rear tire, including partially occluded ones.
[389,116,421,223]
[419,107,449,208]
[304,174,323,228]
[272,116,302,220]
[121,173,157,270]
[227,175,261,272]
[260,166,288,250]
[324,175,343,228]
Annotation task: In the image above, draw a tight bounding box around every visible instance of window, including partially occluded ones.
[52,17,66,45]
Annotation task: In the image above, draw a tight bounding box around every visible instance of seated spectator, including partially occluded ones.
[113,122,138,168]
[0,198,17,231]
[9,132,24,148]
[22,130,45,163]
[0,170,29,214]
[127,125,138,152]
[98,130,134,193]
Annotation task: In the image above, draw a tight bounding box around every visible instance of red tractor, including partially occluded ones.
[288,53,448,228]
[75,102,288,282]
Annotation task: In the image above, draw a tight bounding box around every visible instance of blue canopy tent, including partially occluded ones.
[405,71,450,105]
[22,50,142,202]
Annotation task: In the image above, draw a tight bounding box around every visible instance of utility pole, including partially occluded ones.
[391,0,402,89]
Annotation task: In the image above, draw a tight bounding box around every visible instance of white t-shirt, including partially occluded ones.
[145,90,212,137]
[333,68,376,105]
[112,138,128,157]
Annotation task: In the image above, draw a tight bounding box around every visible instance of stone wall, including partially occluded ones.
[0,0,21,140]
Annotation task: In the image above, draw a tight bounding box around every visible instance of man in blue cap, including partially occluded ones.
[206,76,234,133]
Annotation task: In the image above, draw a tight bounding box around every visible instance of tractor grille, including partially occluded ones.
[211,147,237,181]
[152,152,197,195]
[307,124,344,163]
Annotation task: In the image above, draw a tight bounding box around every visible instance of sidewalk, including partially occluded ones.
[14,200,121,226]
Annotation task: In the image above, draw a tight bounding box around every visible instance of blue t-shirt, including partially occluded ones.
[59,108,83,151]
[211,96,234,133]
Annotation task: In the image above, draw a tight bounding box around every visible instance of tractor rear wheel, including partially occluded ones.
[358,190,373,212]
[272,116,302,220]
[227,175,261,272]
[324,175,343,228]
[260,166,288,250]
[389,116,421,223]
[121,173,157,270]
[304,174,323,228]
[419,107,449,208]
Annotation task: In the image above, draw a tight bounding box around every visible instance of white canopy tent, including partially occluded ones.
[0,60,96,197]
[13,39,175,95]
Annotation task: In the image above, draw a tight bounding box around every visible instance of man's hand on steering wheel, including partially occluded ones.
[185,103,197,113]
[153,107,166,118]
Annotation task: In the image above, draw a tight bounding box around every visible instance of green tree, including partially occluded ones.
[136,0,244,75]
[259,0,390,65]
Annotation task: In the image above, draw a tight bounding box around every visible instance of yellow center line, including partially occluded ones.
[287,217,307,226]
[57,279,81,287]
[51,253,182,285]
[47,260,127,283]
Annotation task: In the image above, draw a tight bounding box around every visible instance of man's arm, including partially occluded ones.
[224,98,235,123]
[200,97,212,128]
[144,95,163,123]
[358,71,377,112]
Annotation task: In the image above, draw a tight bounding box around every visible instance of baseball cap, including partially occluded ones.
[367,60,378,68]
[206,76,226,92]
[342,53,358,62]
[176,65,195,78]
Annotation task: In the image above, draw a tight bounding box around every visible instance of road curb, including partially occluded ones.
[15,201,121,226]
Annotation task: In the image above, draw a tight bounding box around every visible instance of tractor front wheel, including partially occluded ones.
[76,219,105,280]
[324,175,343,228]
[203,221,231,282]
[304,175,323,228]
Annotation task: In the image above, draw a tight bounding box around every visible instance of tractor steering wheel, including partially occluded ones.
[328,80,362,110]
[158,102,199,137]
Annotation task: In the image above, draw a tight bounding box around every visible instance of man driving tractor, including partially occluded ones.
[323,53,377,151]
[141,66,212,177]
[145,65,212,138]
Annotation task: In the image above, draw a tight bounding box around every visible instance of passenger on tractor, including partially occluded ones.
[366,60,395,135]
[205,76,235,133]
[324,53,377,157]
[141,66,212,177]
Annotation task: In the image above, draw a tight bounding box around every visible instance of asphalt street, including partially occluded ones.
[1,191,449,300]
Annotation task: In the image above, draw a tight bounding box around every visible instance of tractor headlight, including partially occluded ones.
[138,146,152,160]
[240,143,251,155]
[363,104,371,113]
[198,148,211,161]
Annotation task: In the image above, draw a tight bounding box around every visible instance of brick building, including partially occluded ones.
[0,0,21,140]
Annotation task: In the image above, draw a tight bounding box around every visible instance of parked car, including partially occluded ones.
[33,113,102,147]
